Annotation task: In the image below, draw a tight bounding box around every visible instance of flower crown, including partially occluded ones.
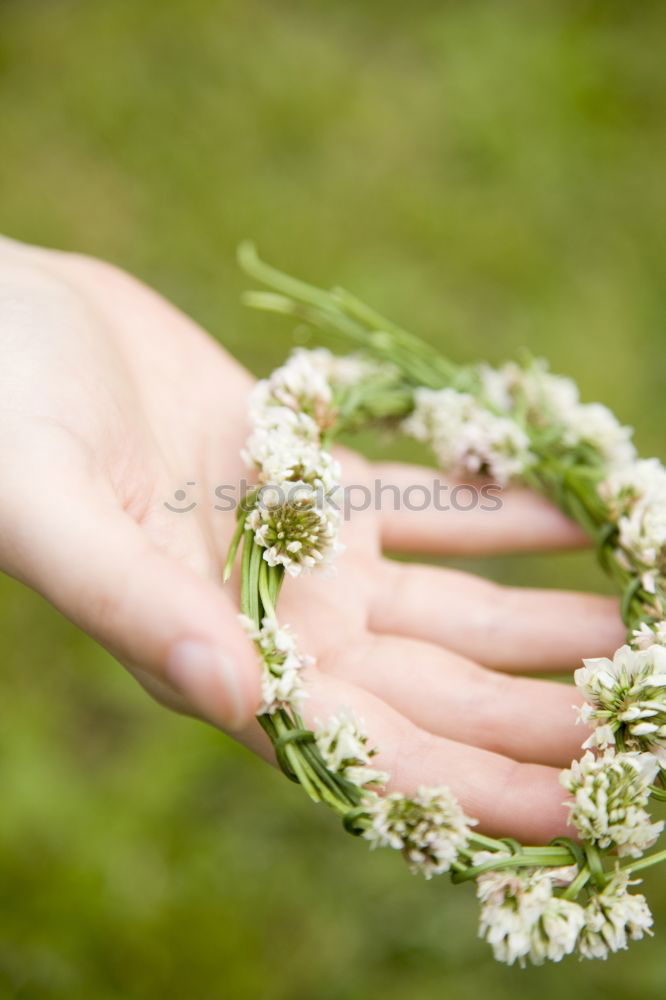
[224,244,666,967]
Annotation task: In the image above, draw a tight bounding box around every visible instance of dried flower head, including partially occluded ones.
[476,865,585,966]
[240,615,311,714]
[561,750,663,857]
[315,710,389,790]
[579,871,653,960]
[362,786,476,878]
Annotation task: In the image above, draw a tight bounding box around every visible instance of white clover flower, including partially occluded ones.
[579,871,653,960]
[247,481,342,577]
[243,362,344,579]
[240,615,312,714]
[242,411,340,491]
[315,710,389,791]
[299,347,394,389]
[478,360,580,422]
[248,348,396,438]
[477,362,520,413]
[561,750,663,858]
[247,393,321,438]
[255,349,335,428]
[478,361,634,467]
[530,897,587,965]
[477,869,550,966]
[476,866,585,966]
[403,387,533,484]
[633,621,666,651]
[600,458,666,515]
[362,786,476,878]
[599,459,666,594]
[560,403,635,468]
[532,370,581,418]
[617,502,666,595]
[575,644,666,763]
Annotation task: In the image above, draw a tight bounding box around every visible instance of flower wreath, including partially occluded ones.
[225,244,666,967]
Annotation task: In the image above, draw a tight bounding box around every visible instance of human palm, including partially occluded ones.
[0,236,625,842]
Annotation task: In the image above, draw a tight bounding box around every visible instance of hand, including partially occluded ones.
[0,236,625,842]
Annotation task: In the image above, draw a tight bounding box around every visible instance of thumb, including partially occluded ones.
[2,472,261,732]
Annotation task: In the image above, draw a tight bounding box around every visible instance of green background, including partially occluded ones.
[1,1,665,996]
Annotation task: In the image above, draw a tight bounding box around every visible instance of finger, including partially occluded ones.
[369,560,625,673]
[2,455,260,731]
[371,461,588,555]
[319,633,585,767]
[245,667,571,842]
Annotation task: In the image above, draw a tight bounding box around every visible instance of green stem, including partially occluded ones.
[452,852,575,884]
[267,564,285,607]
[258,558,275,619]
[223,511,248,582]
[247,539,263,625]
[240,530,253,618]
[272,713,320,802]
[561,866,591,900]
[469,832,506,852]
[622,848,666,876]
[467,834,576,867]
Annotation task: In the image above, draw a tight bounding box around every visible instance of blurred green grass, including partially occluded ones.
[1,0,666,996]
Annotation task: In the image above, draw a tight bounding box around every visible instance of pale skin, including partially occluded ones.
[0,236,626,843]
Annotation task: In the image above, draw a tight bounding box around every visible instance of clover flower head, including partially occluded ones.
[249,348,397,438]
[247,396,321,440]
[240,615,311,714]
[403,387,533,484]
[575,644,666,764]
[532,897,587,964]
[599,459,666,594]
[477,361,524,413]
[362,786,476,878]
[478,359,580,422]
[315,710,389,791]
[242,410,340,491]
[579,871,653,960]
[561,750,663,858]
[300,347,393,389]
[247,481,341,576]
[618,503,666,594]
[255,349,335,428]
[478,361,634,466]
[560,402,635,468]
[633,621,666,651]
[600,458,666,516]
[476,864,585,966]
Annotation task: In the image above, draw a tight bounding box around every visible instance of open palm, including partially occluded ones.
[0,236,625,842]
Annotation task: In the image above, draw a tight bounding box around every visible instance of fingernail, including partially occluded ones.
[166,640,246,731]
